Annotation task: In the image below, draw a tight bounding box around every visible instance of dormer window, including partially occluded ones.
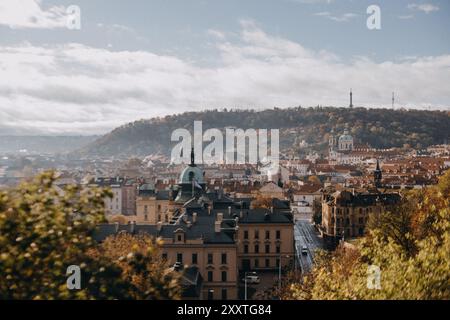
[174,228,185,243]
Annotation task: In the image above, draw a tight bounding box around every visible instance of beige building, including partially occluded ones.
[237,209,294,271]
[258,181,284,199]
[321,189,401,245]
[95,208,240,300]
[136,186,173,224]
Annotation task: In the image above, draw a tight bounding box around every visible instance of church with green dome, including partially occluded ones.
[174,148,206,204]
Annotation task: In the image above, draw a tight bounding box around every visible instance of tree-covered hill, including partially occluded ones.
[78,107,450,158]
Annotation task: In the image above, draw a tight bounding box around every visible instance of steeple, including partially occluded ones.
[392,92,395,109]
[374,159,382,188]
[190,147,195,166]
[349,88,354,108]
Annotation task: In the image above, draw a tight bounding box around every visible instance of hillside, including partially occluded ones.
[78,107,450,158]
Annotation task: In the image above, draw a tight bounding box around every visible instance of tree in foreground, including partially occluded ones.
[0,172,180,299]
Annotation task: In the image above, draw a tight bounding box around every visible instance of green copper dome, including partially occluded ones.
[179,165,204,184]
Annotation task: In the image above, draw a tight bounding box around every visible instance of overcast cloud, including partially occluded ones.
[0,13,449,134]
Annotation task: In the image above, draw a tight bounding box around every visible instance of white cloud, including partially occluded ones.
[314,11,358,22]
[0,0,67,29]
[0,22,449,135]
[407,3,440,14]
[207,29,227,40]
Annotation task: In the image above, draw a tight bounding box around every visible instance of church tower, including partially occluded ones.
[373,159,382,188]
[329,129,336,152]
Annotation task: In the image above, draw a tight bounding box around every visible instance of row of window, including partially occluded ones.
[331,217,366,225]
[206,270,228,282]
[208,288,228,300]
[248,258,281,268]
[162,252,228,265]
[243,230,281,240]
[143,204,164,213]
[243,244,280,254]
[333,207,378,215]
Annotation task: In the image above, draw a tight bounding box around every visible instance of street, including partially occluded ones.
[294,218,324,273]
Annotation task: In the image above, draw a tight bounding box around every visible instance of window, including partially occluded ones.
[254,230,259,239]
[254,244,259,254]
[162,253,168,261]
[208,253,213,264]
[177,253,183,264]
[207,290,214,300]
[208,271,213,282]
[192,253,198,264]
[265,230,270,239]
[244,230,249,239]
[359,228,364,236]
[276,259,280,268]
[177,235,182,242]
[158,214,161,222]
[165,214,168,223]
[157,204,161,211]
[144,205,148,213]
[265,244,270,254]
[244,245,249,254]
[221,253,227,265]
[254,259,259,268]
[221,289,227,300]
[144,214,148,221]
[221,271,227,282]
[358,217,364,224]
[265,259,270,268]
[276,246,280,254]
[276,230,281,239]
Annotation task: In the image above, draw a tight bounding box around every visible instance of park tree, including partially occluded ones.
[90,233,181,300]
[0,171,180,300]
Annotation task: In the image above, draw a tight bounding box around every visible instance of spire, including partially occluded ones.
[374,159,382,189]
[190,147,195,166]
[349,88,354,108]
[392,92,395,109]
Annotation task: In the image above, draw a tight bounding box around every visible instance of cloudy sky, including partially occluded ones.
[0,0,449,135]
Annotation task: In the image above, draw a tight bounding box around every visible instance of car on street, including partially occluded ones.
[242,272,260,284]
[301,245,308,255]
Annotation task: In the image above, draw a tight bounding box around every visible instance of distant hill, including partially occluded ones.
[78,107,450,158]
[0,136,98,155]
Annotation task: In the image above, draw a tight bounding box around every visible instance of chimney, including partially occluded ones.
[114,222,119,233]
[192,212,198,223]
[130,221,136,233]
[228,206,232,216]
[157,221,162,232]
[187,221,192,229]
[217,212,223,222]
[215,221,221,233]
[182,214,188,223]
[208,207,211,216]
[270,207,274,214]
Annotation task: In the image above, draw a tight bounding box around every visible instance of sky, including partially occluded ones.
[0,0,449,135]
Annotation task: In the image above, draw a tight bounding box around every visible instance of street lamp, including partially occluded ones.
[244,271,249,300]
[278,254,290,292]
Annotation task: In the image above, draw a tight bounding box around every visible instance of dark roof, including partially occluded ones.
[238,208,293,224]
[180,266,203,298]
[333,191,401,206]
